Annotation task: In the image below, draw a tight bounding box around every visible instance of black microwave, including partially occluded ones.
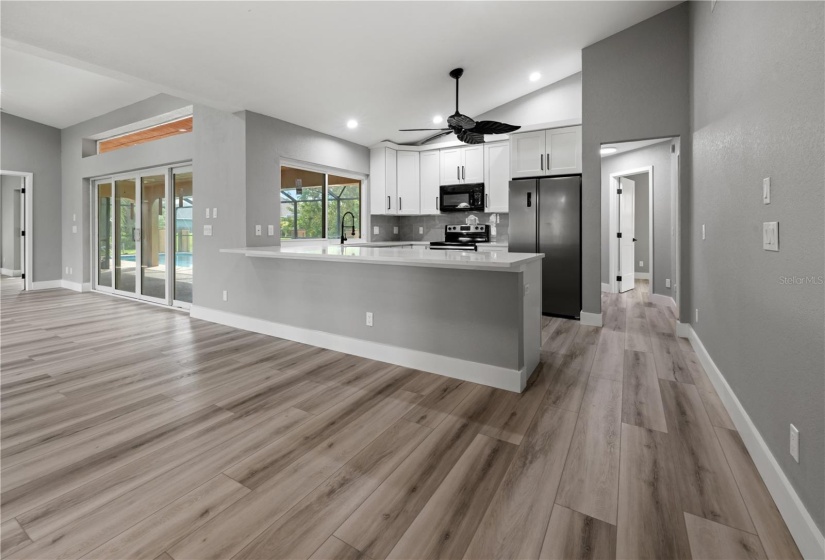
[439,183,485,212]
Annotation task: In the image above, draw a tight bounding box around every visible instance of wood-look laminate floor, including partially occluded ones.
[0,277,802,560]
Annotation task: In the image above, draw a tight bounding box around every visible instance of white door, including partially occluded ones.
[546,126,582,175]
[509,130,546,178]
[484,142,509,212]
[618,177,636,292]
[440,148,462,185]
[396,151,420,215]
[462,145,484,183]
[419,151,440,214]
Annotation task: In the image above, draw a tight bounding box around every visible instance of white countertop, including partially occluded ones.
[221,244,542,271]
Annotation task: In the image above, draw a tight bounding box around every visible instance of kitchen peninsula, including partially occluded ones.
[216,245,543,392]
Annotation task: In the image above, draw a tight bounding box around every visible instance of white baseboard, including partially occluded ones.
[601,282,612,293]
[190,305,526,393]
[61,280,92,292]
[675,321,691,339]
[683,324,825,559]
[1,268,21,277]
[636,272,650,280]
[579,310,603,327]
[30,280,63,290]
[650,293,676,310]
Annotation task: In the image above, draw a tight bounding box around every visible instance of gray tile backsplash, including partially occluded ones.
[370,212,509,244]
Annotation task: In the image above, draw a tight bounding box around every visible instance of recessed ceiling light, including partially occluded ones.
[432,115,443,124]
[178,128,187,132]
[529,72,541,82]
[346,119,358,129]
[600,147,618,156]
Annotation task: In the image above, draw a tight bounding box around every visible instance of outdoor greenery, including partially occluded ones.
[280,184,360,239]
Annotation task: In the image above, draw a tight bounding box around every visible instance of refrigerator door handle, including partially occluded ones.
[527,192,532,207]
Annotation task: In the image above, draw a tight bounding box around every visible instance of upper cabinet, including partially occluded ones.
[440,145,483,185]
[484,142,509,213]
[396,151,420,215]
[510,125,581,178]
[370,147,397,215]
[419,150,440,214]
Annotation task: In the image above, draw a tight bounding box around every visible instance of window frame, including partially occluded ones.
[279,159,367,243]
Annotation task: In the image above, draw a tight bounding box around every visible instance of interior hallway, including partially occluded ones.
[0,277,801,559]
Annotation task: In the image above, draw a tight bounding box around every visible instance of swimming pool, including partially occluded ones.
[119,253,193,267]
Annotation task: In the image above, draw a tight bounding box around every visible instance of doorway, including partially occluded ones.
[0,171,32,291]
[93,164,192,307]
[610,167,652,294]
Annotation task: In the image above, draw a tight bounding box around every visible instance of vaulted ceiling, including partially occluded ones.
[1,1,679,144]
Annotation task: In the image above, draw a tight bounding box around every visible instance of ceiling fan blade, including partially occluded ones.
[447,113,476,130]
[470,121,521,135]
[418,130,455,145]
[399,128,451,131]
[457,129,485,145]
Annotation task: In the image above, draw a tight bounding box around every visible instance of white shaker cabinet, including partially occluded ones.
[370,147,397,215]
[484,141,509,213]
[419,150,440,214]
[510,125,581,178]
[396,151,420,215]
[439,145,484,185]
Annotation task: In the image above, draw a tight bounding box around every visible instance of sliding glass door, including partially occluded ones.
[93,164,190,307]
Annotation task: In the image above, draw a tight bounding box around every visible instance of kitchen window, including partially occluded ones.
[280,166,361,240]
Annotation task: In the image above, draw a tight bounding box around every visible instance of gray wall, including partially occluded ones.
[1,175,22,272]
[600,141,674,296]
[582,3,690,316]
[0,113,62,282]
[690,0,825,532]
[193,106,521,368]
[629,173,649,274]
[60,94,194,285]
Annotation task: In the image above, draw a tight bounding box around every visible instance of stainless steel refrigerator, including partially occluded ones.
[509,176,582,318]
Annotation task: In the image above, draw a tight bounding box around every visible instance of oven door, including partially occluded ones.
[440,185,483,212]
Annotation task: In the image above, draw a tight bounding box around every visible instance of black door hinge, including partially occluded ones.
[617,275,622,282]
[616,232,622,238]
[617,188,622,195]
[21,230,25,237]
[21,273,25,280]
[21,188,26,194]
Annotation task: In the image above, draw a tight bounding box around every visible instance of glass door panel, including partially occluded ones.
[173,168,193,303]
[140,174,167,300]
[96,182,114,289]
[114,178,137,294]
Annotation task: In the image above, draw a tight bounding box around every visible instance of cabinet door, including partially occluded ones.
[396,151,420,215]
[510,130,546,178]
[546,126,582,175]
[484,142,509,213]
[461,145,484,183]
[420,150,440,214]
[369,147,388,214]
[440,148,462,185]
[385,148,397,214]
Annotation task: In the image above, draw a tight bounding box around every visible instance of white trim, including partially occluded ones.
[649,293,676,310]
[88,106,194,141]
[1,170,33,291]
[61,280,92,292]
[608,165,653,294]
[579,310,603,327]
[30,280,63,290]
[636,272,650,280]
[682,323,825,560]
[190,305,525,393]
[1,268,22,277]
[601,282,612,293]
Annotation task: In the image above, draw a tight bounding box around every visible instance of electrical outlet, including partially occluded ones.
[213,207,218,218]
[639,260,644,267]
[72,225,77,234]
[763,222,779,251]
[666,278,671,288]
[255,225,262,236]
[222,290,228,302]
[695,308,699,323]
[69,267,72,275]
[763,177,771,204]
[203,224,213,236]
[66,266,69,274]
[393,226,398,234]
[419,226,424,234]
[73,213,76,222]
[268,225,275,236]
[702,224,706,240]
[365,312,373,327]
[790,424,799,462]
[373,226,379,235]
[205,208,210,219]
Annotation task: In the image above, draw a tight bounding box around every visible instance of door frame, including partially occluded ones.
[0,170,33,291]
[609,165,653,294]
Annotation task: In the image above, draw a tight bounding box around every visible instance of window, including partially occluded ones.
[280,166,361,240]
[97,116,193,154]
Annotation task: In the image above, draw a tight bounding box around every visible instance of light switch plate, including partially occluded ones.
[666,278,671,288]
[205,208,210,219]
[213,207,218,218]
[255,225,262,236]
[702,224,706,240]
[72,225,77,234]
[763,177,771,204]
[203,224,213,236]
[639,260,644,267]
[419,227,424,234]
[73,213,76,222]
[763,221,779,251]
[268,225,275,236]
[222,290,228,302]
[373,226,379,235]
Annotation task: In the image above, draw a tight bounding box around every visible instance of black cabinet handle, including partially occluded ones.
[540,154,544,171]
[387,196,390,210]
[399,197,402,211]
[457,166,460,180]
[462,166,465,180]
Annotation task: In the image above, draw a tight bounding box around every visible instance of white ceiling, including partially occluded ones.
[1,1,678,143]
[0,47,157,129]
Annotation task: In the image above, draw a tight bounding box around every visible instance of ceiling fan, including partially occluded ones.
[399,68,521,145]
